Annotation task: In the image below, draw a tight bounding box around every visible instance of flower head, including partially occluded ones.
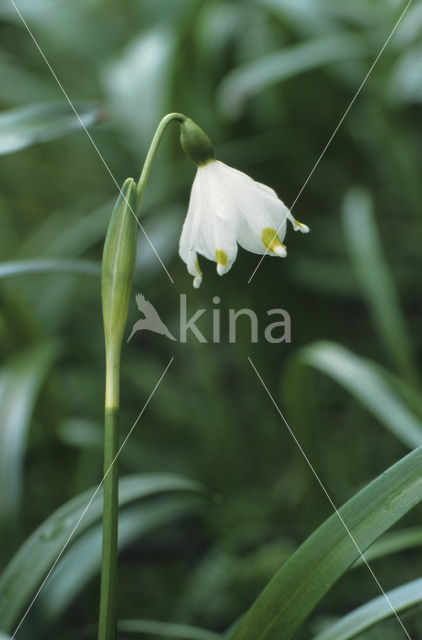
[179,120,309,288]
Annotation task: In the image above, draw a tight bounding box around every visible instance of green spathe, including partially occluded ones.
[180,118,215,166]
[102,177,138,408]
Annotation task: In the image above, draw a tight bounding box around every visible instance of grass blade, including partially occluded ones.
[353,527,422,567]
[217,34,368,119]
[39,498,201,620]
[118,619,222,640]
[312,578,422,640]
[227,445,422,640]
[65,620,221,640]
[0,259,100,279]
[342,188,416,381]
[0,474,202,633]
[299,341,422,449]
[0,344,57,531]
[0,102,103,155]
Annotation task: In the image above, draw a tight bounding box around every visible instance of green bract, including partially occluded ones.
[101,177,138,408]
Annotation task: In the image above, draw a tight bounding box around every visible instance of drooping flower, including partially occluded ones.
[179,119,309,288]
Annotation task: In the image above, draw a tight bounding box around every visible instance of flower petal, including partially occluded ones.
[261,227,287,257]
[285,211,310,233]
[179,170,204,287]
[179,170,201,261]
[179,158,309,284]
[195,163,238,274]
[209,162,288,254]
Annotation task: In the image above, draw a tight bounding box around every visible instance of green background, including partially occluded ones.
[0,0,421,638]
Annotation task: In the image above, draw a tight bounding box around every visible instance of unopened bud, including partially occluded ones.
[180,118,215,167]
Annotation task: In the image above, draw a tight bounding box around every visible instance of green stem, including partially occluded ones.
[98,406,119,640]
[98,182,136,640]
[136,112,186,208]
[97,113,188,639]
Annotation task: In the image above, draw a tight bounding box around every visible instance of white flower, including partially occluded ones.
[179,159,309,288]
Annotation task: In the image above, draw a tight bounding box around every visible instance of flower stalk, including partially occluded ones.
[98,177,138,640]
[97,111,309,639]
[136,112,186,209]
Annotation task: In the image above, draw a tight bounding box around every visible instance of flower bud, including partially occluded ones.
[180,118,215,167]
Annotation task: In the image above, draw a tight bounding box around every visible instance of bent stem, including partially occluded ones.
[98,112,189,639]
[136,112,186,209]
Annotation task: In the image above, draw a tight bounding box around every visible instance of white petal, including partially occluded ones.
[178,158,308,283]
[179,170,204,287]
[286,211,310,233]
[209,162,288,254]
[218,162,296,235]
[255,197,289,242]
[251,180,279,200]
[231,187,286,254]
[179,169,202,262]
[195,166,238,274]
[273,244,287,257]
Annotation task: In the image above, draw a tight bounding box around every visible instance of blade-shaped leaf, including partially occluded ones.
[118,619,222,640]
[312,577,422,640]
[216,34,368,119]
[103,29,175,150]
[66,620,221,640]
[0,344,57,529]
[227,445,422,640]
[0,102,103,155]
[342,188,416,381]
[299,341,422,449]
[353,526,422,567]
[39,499,200,620]
[0,260,100,280]
[17,200,114,260]
[0,474,202,633]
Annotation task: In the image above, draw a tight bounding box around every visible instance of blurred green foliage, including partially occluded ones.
[1,0,422,638]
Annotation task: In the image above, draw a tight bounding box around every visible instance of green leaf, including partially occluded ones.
[342,188,416,381]
[353,526,422,567]
[0,102,103,155]
[39,498,201,619]
[216,34,368,119]
[118,619,221,640]
[0,474,203,633]
[0,259,100,279]
[299,341,422,449]
[312,577,422,640]
[253,0,336,36]
[0,344,57,528]
[227,445,422,640]
[103,29,176,151]
[17,199,114,260]
[66,620,221,640]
